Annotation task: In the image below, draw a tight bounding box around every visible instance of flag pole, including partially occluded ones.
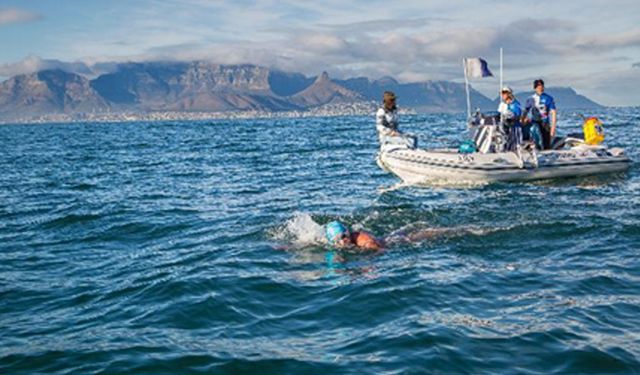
[499,47,503,102]
[463,58,471,120]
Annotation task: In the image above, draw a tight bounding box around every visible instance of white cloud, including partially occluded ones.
[0,7,40,25]
[0,55,96,77]
[315,17,446,33]
[574,28,640,51]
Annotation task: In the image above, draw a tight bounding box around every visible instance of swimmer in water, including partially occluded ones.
[325,220,467,251]
[325,221,383,251]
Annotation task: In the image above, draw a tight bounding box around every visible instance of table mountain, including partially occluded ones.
[91,62,298,111]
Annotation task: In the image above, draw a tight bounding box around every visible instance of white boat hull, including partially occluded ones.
[377,145,631,184]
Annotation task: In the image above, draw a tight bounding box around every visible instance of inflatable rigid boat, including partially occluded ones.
[376,115,631,184]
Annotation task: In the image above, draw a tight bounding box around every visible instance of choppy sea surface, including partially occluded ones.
[1,109,639,374]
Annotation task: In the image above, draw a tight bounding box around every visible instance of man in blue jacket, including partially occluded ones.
[523,79,557,149]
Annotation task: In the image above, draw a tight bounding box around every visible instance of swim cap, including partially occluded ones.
[325,221,349,243]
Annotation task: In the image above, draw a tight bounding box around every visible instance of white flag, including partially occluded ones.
[464,58,493,79]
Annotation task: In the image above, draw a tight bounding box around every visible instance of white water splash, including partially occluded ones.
[377,179,490,192]
[377,182,410,194]
[269,212,327,247]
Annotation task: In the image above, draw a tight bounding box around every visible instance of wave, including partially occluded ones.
[267,212,327,248]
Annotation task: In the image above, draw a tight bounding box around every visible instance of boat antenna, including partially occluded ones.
[463,58,471,119]
[499,47,503,103]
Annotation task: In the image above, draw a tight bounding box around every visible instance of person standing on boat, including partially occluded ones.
[497,86,522,151]
[376,91,401,142]
[523,79,557,149]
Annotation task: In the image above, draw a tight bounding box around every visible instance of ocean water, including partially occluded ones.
[1,109,639,374]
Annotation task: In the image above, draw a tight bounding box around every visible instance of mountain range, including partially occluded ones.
[0,61,603,121]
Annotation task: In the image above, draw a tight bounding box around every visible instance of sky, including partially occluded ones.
[1,0,640,106]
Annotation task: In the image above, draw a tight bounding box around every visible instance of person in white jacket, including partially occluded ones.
[376,91,401,142]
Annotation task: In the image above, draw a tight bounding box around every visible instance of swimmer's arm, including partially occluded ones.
[387,228,448,244]
[354,231,384,251]
[406,229,439,242]
[407,227,470,242]
[361,240,382,251]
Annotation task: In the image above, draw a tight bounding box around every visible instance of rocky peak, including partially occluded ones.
[315,71,330,83]
[290,71,362,107]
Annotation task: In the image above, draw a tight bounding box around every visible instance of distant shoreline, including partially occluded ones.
[0,103,421,125]
[2,104,631,126]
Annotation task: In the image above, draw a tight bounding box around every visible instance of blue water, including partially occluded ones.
[1,110,639,374]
